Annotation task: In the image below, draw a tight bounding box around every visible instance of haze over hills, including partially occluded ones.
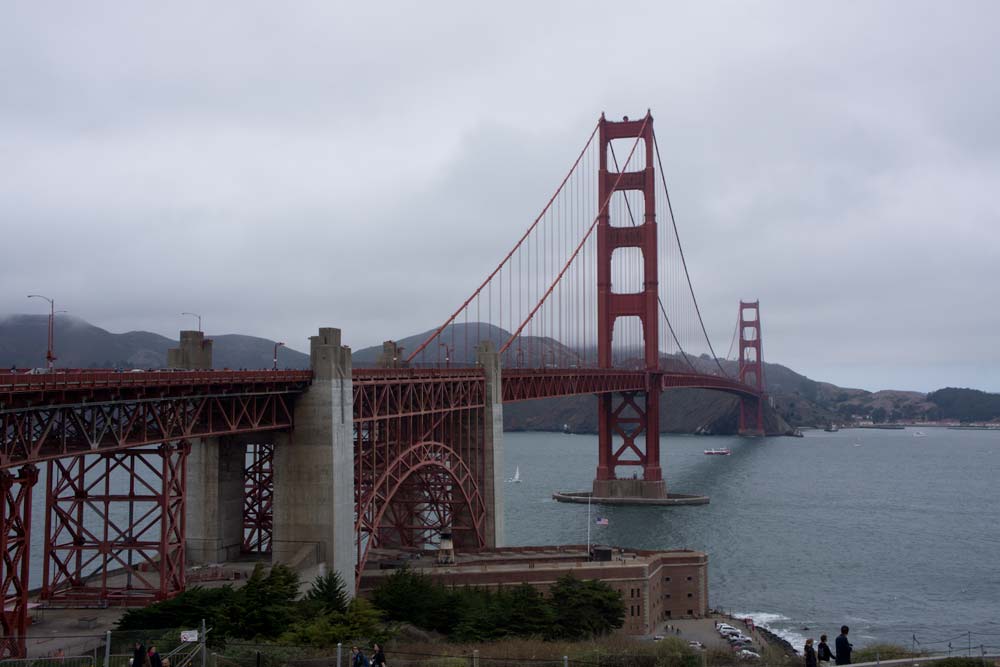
[2,315,997,431]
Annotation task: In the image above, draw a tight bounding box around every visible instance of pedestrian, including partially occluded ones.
[818,634,835,666]
[351,646,369,667]
[148,644,163,667]
[805,638,817,667]
[371,643,386,667]
[835,626,853,665]
[132,642,147,667]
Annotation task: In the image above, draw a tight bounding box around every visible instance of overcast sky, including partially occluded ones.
[3,2,998,393]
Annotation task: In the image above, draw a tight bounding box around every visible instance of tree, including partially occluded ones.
[305,570,350,614]
[548,574,625,640]
[229,563,301,640]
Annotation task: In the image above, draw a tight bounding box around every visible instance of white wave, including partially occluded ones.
[734,611,808,655]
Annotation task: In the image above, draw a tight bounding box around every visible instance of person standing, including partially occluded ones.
[148,645,162,667]
[132,641,147,667]
[351,646,369,667]
[818,634,835,666]
[805,639,817,667]
[835,626,853,665]
[371,643,386,667]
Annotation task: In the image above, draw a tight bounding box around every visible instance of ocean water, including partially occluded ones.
[503,428,1000,653]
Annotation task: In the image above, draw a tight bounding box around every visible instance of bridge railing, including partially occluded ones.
[0,369,313,396]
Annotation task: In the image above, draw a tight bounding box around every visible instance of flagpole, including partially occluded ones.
[587,493,591,555]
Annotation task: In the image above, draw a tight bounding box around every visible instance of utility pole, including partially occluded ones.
[27,294,57,370]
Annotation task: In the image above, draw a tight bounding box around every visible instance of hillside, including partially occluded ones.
[0,315,309,370]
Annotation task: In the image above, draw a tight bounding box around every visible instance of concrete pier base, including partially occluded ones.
[552,491,709,506]
[185,436,245,564]
[272,328,356,596]
[592,478,668,500]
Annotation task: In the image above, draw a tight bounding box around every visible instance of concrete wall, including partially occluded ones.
[476,342,504,549]
[272,328,356,595]
[167,330,213,370]
[185,436,245,564]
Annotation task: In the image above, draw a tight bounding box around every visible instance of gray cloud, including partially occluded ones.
[3,1,998,392]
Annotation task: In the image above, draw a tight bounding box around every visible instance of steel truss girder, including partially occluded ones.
[242,443,273,554]
[1,392,297,469]
[353,370,486,422]
[1,465,38,659]
[40,442,189,606]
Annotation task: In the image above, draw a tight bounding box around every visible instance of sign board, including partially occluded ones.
[180,630,199,643]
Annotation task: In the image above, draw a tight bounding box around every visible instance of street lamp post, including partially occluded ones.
[273,342,285,371]
[27,294,57,370]
[181,312,202,332]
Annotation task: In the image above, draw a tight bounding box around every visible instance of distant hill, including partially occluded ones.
[0,315,310,370]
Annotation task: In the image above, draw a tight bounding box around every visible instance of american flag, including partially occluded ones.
[595,517,609,526]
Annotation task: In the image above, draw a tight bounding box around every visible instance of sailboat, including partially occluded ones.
[508,466,522,483]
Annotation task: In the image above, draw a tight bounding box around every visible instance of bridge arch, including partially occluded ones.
[355,440,486,580]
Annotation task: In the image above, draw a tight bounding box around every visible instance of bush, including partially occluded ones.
[852,643,919,663]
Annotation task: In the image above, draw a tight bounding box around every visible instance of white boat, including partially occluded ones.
[704,448,731,456]
[913,431,927,437]
[508,466,522,483]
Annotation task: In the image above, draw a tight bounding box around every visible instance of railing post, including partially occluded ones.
[473,649,479,667]
[104,631,112,667]
[337,643,342,667]
[200,619,207,667]
[563,656,569,667]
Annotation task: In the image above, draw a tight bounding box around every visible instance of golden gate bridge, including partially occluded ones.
[0,112,766,658]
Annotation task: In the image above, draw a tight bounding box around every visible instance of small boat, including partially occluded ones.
[508,466,522,483]
[824,425,839,432]
[912,431,927,438]
[704,448,732,456]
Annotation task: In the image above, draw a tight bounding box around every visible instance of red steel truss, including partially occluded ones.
[1,464,37,659]
[1,387,304,469]
[242,443,274,554]
[40,442,189,606]
[353,370,487,577]
[738,301,766,436]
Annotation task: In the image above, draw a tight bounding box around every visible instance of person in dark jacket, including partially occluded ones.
[370,644,386,667]
[818,634,835,665]
[148,645,162,667]
[132,642,147,667]
[835,626,853,665]
[805,638,817,667]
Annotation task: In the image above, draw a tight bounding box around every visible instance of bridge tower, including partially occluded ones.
[593,112,666,500]
[738,300,766,436]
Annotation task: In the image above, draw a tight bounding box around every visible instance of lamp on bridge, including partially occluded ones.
[181,311,202,332]
[26,294,60,370]
[439,342,452,368]
[273,341,285,370]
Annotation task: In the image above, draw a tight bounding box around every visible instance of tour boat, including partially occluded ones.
[704,448,732,456]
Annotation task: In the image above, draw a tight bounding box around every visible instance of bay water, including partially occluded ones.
[503,428,1000,652]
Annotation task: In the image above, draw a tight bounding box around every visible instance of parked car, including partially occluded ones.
[688,641,705,650]
[737,650,761,660]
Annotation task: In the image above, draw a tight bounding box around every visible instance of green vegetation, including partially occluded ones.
[852,643,921,662]
[117,565,625,649]
[927,387,1000,422]
[372,569,624,641]
[117,565,381,648]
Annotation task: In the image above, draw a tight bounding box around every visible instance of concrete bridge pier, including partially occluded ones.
[185,436,245,564]
[167,331,246,565]
[477,342,505,549]
[272,328,355,595]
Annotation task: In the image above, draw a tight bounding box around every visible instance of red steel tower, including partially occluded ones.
[593,112,666,499]
[738,300,766,436]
